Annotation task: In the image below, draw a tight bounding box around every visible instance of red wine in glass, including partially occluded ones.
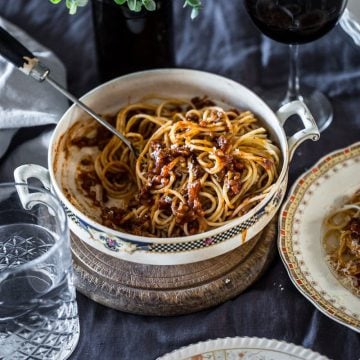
[244,0,348,132]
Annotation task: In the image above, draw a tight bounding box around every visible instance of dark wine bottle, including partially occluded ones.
[91,0,174,82]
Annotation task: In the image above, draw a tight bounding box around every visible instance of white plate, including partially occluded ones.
[278,142,360,333]
[340,0,360,46]
[157,337,329,360]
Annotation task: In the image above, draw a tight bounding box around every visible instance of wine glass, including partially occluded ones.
[244,0,348,132]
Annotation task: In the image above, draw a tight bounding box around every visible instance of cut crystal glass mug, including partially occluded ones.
[0,183,80,360]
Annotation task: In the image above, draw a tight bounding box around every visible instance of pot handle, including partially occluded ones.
[13,164,60,218]
[276,100,320,161]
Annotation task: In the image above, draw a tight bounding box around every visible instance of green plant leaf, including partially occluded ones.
[134,1,142,12]
[127,0,137,11]
[190,7,200,19]
[113,0,127,5]
[186,0,201,6]
[64,0,88,14]
[66,0,78,14]
[183,0,201,18]
[49,0,62,4]
[142,0,156,11]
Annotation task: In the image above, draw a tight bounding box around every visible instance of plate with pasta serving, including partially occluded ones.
[157,337,329,360]
[279,142,360,332]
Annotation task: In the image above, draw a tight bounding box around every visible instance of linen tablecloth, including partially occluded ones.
[0,1,359,359]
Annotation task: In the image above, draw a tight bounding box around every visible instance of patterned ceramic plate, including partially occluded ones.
[279,142,360,332]
[340,0,360,46]
[157,337,329,360]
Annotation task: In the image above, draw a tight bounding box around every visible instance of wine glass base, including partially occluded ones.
[258,85,333,133]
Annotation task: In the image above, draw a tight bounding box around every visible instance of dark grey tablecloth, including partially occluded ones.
[0,1,359,359]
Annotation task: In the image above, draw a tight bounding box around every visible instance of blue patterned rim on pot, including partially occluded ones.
[14,69,319,265]
[65,179,286,254]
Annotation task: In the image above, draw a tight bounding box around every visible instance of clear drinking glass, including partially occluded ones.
[244,0,348,133]
[0,183,79,360]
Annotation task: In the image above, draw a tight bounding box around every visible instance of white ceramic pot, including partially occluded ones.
[14,69,319,265]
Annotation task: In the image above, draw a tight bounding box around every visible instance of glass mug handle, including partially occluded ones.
[13,164,64,221]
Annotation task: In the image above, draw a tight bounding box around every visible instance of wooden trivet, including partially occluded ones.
[71,218,277,316]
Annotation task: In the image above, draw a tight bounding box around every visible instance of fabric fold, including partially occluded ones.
[0,16,68,158]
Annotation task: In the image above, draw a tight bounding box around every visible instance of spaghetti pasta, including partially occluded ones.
[69,97,281,237]
[323,189,360,296]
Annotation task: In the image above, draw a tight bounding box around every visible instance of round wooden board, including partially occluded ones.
[71,218,277,316]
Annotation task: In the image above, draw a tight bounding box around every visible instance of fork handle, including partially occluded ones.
[0,25,35,68]
[0,25,49,81]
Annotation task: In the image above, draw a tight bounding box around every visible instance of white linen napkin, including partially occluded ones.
[0,17,68,159]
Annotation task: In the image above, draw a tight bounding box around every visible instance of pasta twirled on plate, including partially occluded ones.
[323,189,360,297]
[68,97,281,237]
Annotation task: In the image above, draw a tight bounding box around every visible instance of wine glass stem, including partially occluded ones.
[284,44,302,104]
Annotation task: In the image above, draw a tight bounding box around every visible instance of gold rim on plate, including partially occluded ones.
[278,142,360,332]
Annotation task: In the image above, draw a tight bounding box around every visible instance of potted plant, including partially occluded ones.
[49,0,201,18]
[49,0,202,81]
